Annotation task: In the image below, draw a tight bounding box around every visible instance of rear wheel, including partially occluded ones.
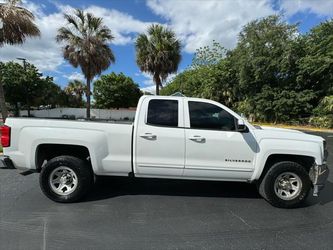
[39,156,93,203]
[258,161,311,208]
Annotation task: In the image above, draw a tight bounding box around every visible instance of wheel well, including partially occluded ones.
[261,154,315,179]
[35,144,91,171]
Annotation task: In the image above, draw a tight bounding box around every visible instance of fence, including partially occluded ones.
[19,108,136,120]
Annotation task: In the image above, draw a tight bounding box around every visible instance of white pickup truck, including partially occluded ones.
[0,96,329,208]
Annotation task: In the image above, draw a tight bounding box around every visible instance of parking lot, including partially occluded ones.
[0,131,332,250]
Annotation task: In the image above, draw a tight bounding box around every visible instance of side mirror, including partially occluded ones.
[237,119,247,132]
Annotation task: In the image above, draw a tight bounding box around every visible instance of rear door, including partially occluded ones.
[134,97,185,177]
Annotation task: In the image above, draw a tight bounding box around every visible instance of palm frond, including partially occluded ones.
[135,24,182,80]
[63,13,80,32]
[0,0,40,46]
[56,9,115,81]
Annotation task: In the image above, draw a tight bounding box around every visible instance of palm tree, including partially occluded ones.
[135,24,181,95]
[56,9,115,119]
[0,0,40,120]
[64,80,86,107]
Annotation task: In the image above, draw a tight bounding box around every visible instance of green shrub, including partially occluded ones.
[309,115,333,129]
[313,95,333,116]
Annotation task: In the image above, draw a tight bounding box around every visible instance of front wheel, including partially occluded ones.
[39,156,93,203]
[258,161,311,208]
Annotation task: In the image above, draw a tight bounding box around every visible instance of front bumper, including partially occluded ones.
[309,163,329,196]
[0,155,16,169]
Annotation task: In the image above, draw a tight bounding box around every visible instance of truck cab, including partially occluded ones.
[134,96,257,181]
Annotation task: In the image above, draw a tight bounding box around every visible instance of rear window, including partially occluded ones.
[147,100,178,127]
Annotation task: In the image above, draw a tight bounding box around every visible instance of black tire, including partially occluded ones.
[39,155,93,203]
[258,161,311,208]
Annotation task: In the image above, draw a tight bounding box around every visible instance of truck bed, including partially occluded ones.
[4,117,134,175]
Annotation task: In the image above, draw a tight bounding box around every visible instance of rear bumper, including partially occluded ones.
[309,163,329,196]
[0,155,16,169]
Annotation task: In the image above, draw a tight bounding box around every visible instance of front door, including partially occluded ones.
[183,100,257,180]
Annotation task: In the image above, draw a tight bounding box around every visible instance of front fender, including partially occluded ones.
[251,138,322,181]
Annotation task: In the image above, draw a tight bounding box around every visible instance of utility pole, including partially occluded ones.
[17,58,29,117]
[17,58,27,71]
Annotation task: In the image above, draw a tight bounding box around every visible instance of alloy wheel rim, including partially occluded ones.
[49,166,78,196]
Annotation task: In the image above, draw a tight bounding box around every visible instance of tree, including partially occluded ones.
[161,47,238,107]
[191,41,226,68]
[231,15,300,96]
[162,15,333,126]
[228,15,317,122]
[64,80,86,108]
[297,20,333,96]
[0,0,40,120]
[93,72,142,109]
[161,62,237,106]
[316,96,333,115]
[135,24,181,95]
[56,9,115,119]
[0,62,62,115]
[310,95,333,128]
[248,86,316,122]
[40,81,64,108]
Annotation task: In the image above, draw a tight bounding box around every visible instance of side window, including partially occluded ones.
[188,101,236,131]
[147,100,178,127]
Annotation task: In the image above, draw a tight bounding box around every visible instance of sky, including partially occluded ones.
[1,0,333,93]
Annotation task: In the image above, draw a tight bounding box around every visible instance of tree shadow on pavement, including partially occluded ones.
[84,176,261,202]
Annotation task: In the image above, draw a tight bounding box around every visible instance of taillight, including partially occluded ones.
[1,125,11,147]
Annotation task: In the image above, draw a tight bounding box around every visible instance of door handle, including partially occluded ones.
[140,133,157,140]
[189,135,205,142]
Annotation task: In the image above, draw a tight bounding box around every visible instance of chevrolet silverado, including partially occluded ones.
[0,95,329,208]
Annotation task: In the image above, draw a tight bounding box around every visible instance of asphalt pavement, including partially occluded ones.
[0,131,332,250]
